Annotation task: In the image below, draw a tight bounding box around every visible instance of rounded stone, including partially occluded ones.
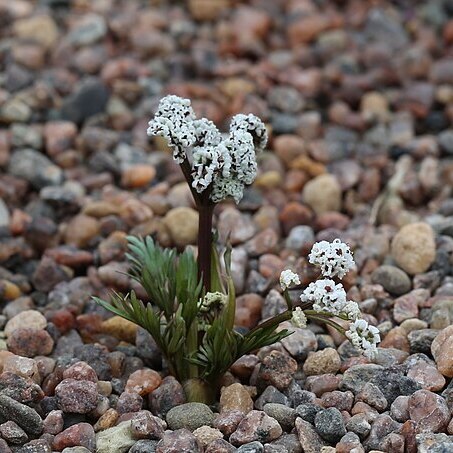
[4,310,47,337]
[124,369,162,396]
[64,215,100,248]
[391,222,436,275]
[163,207,199,247]
[303,348,341,376]
[220,383,254,414]
[166,402,215,431]
[371,265,412,296]
[55,379,98,414]
[7,328,54,357]
[229,410,283,446]
[408,389,450,432]
[314,407,346,444]
[431,325,453,377]
[302,174,342,214]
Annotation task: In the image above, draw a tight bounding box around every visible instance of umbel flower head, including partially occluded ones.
[279,238,381,359]
[147,95,268,204]
[279,269,300,291]
[308,238,355,279]
[346,319,381,358]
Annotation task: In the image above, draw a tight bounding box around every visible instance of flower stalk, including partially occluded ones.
[94,95,381,404]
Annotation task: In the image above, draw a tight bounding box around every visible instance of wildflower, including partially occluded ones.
[301,279,347,315]
[199,292,227,313]
[291,307,307,328]
[341,301,361,320]
[308,238,355,279]
[280,269,300,291]
[210,177,244,204]
[147,95,197,163]
[346,319,380,358]
[229,113,268,152]
[147,95,267,205]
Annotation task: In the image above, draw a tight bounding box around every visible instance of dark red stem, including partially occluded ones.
[198,202,214,292]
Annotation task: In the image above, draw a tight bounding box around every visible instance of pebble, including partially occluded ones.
[431,325,453,377]
[0,421,28,444]
[229,410,282,446]
[52,423,96,452]
[405,354,446,391]
[95,421,135,453]
[117,391,143,414]
[7,328,54,357]
[192,426,223,448]
[280,324,317,361]
[0,394,42,436]
[284,225,314,252]
[130,410,165,440]
[220,383,254,414]
[60,79,110,124]
[64,215,100,248]
[408,329,439,354]
[321,390,354,412]
[163,207,198,247]
[4,310,47,337]
[213,409,245,436]
[257,350,298,391]
[314,407,346,444]
[303,348,341,376]
[55,379,98,413]
[13,15,59,49]
[166,402,215,431]
[156,428,202,453]
[302,174,342,215]
[124,368,162,396]
[8,148,63,189]
[355,382,388,412]
[148,375,186,418]
[43,410,64,435]
[263,403,296,431]
[371,265,412,296]
[408,389,450,432]
[294,418,327,453]
[391,222,436,275]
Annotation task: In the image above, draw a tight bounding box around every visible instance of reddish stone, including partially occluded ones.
[52,423,95,452]
[7,328,54,357]
[279,202,313,235]
[49,309,76,334]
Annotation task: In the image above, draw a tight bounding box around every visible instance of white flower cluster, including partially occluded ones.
[291,307,307,328]
[308,238,355,279]
[300,280,361,320]
[346,319,381,358]
[147,95,267,203]
[302,239,380,357]
[199,291,227,313]
[279,269,300,291]
[147,95,197,164]
[301,279,346,313]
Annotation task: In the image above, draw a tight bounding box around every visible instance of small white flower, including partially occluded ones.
[199,291,227,313]
[230,113,268,152]
[280,269,301,291]
[308,238,355,279]
[301,279,347,315]
[147,95,267,204]
[147,95,197,163]
[210,177,244,204]
[341,301,361,320]
[346,319,380,358]
[291,307,307,328]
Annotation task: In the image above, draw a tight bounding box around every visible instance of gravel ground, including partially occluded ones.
[1,0,453,452]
